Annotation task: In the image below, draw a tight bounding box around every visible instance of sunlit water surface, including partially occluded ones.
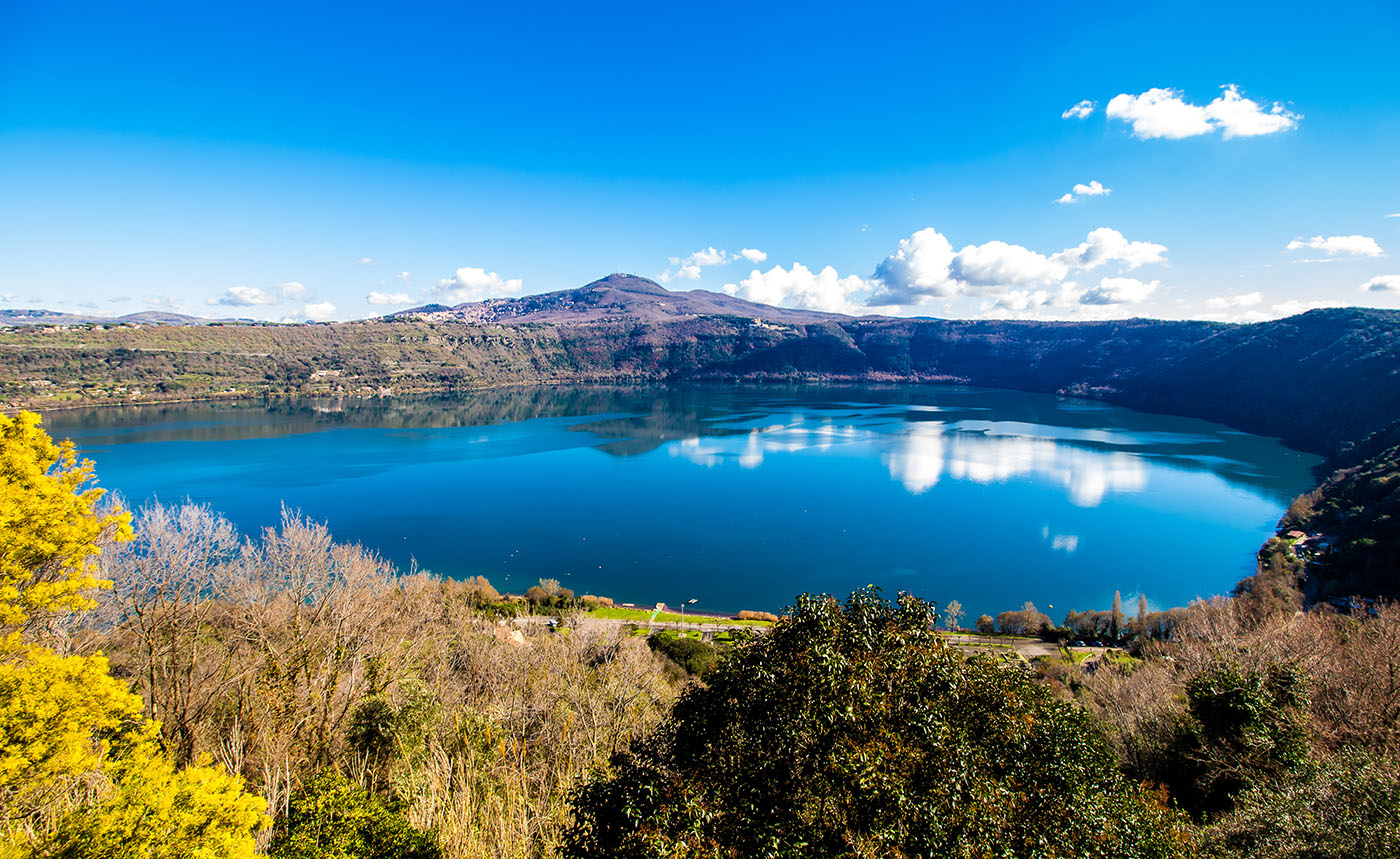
[45,385,1320,620]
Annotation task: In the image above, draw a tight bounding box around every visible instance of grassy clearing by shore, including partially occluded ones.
[586,607,774,626]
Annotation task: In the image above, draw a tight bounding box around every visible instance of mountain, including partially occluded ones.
[0,309,252,326]
[390,273,861,324]
[5,274,1400,602]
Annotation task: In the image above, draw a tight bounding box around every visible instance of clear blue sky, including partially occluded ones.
[2,0,1398,321]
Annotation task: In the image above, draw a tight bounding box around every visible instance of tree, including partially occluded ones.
[563,589,1190,858]
[1137,593,1150,637]
[1112,590,1125,640]
[269,770,440,859]
[0,413,268,855]
[0,411,131,635]
[942,599,964,631]
[975,614,994,634]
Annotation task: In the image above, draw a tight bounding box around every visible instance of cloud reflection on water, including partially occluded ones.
[671,416,1149,507]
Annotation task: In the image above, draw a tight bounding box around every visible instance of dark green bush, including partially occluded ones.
[270,770,440,859]
[565,588,1190,859]
[646,632,718,677]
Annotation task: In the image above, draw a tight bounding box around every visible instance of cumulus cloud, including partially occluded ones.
[208,281,307,307]
[1205,85,1302,138]
[210,286,278,306]
[1056,180,1111,204]
[661,246,766,282]
[1053,227,1167,270]
[1286,235,1384,257]
[1061,100,1095,120]
[870,226,1168,317]
[430,266,525,303]
[282,303,337,323]
[954,241,1066,287]
[1361,275,1400,293]
[367,291,414,305]
[1106,85,1299,140]
[872,228,959,302]
[1079,277,1159,305]
[722,263,871,314]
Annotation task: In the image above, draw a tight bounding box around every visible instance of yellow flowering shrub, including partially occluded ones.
[0,647,143,810]
[0,411,131,630]
[0,413,267,857]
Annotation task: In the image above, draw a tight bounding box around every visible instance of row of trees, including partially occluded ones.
[958,591,1189,641]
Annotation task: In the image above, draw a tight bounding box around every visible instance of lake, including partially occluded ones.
[44,385,1321,621]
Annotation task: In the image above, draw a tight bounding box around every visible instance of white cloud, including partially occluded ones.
[209,286,277,306]
[1052,227,1167,270]
[954,241,1066,287]
[208,281,307,307]
[1079,277,1159,306]
[430,266,525,303]
[1204,292,1264,310]
[1055,179,1111,204]
[1272,299,1345,317]
[660,246,764,282]
[1286,235,1383,258]
[1387,213,1400,219]
[872,226,1167,313]
[358,257,377,265]
[1061,100,1095,120]
[367,291,414,305]
[143,295,183,311]
[301,302,337,321]
[675,246,728,267]
[872,228,959,302]
[722,263,871,314]
[1360,275,1400,293]
[1106,85,1299,140]
[1106,88,1213,139]
[395,271,411,282]
[1206,85,1302,138]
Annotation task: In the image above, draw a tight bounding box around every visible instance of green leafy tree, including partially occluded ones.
[1177,661,1310,815]
[563,588,1190,859]
[1200,752,1400,858]
[269,770,440,859]
[646,632,717,677]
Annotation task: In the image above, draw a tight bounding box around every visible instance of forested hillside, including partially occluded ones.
[5,280,1400,600]
[5,302,1400,455]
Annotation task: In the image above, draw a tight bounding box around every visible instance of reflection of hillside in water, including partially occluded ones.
[44,384,1313,504]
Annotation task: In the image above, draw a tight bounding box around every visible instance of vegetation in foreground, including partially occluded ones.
[5,410,1400,858]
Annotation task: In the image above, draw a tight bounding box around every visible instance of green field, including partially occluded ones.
[586,606,773,626]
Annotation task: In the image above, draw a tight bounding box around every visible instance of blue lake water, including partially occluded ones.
[44,385,1321,621]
